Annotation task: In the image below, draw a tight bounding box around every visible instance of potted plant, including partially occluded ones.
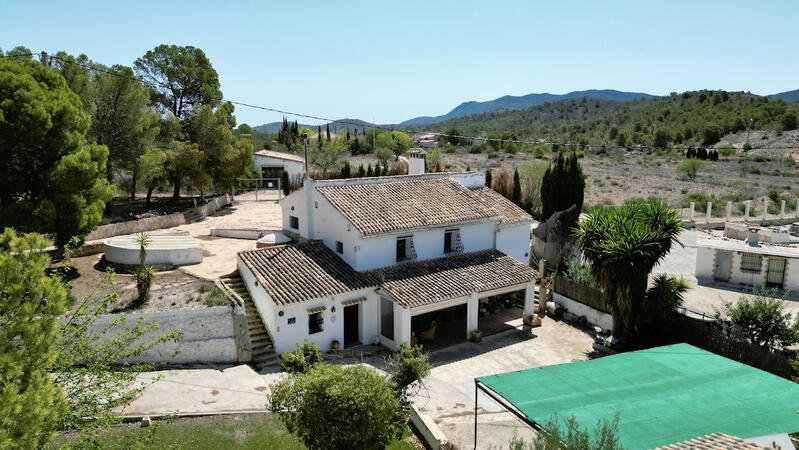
[469,329,482,342]
[330,339,340,352]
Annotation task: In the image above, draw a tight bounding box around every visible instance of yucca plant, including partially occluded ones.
[575,197,682,347]
[132,232,155,306]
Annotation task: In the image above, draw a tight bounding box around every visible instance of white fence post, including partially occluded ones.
[725,201,732,221]
[780,200,786,219]
[762,198,768,222]
[744,201,751,221]
[689,202,695,221]
[706,202,712,222]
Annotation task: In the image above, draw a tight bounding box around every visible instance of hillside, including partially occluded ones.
[255,118,376,134]
[399,89,655,126]
[771,89,799,103]
[416,90,799,149]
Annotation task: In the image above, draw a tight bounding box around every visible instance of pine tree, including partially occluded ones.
[485,168,492,188]
[512,168,522,206]
[366,164,373,177]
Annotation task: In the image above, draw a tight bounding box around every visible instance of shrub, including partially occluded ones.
[675,158,706,181]
[512,414,623,450]
[279,341,323,373]
[716,288,798,351]
[385,343,431,399]
[268,363,404,450]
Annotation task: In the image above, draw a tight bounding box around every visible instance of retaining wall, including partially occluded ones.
[552,292,613,330]
[86,213,186,241]
[84,306,250,365]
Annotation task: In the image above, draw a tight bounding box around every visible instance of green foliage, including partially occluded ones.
[517,161,549,217]
[137,147,168,206]
[0,57,115,248]
[638,275,689,346]
[279,341,323,374]
[717,288,799,351]
[565,255,593,285]
[716,144,735,159]
[134,44,222,119]
[781,111,798,131]
[340,159,352,178]
[485,168,492,188]
[309,137,348,173]
[510,414,623,450]
[426,148,442,172]
[675,158,706,181]
[575,198,682,345]
[281,170,291,196]
[268,363,404,450]
[416,91,796,150]
[53,269,181,431]
[540,151,585,235]
[0,230,69,448]
[512,168,522,206]
[385,343,431,399]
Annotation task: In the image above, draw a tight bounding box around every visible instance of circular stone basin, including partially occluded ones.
[104,234,203,266]
[256,232,292,248]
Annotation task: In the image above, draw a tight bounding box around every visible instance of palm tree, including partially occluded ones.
[574,198,682,346]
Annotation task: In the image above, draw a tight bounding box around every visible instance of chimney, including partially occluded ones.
[407,148,426,175]
[746,228,760,246]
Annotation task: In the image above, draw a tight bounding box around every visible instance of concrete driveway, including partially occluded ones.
[412,317,595,449]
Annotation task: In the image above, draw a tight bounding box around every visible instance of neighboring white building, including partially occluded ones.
[695,228,799,290]
[237,172,539,354]
[253,150,306,187]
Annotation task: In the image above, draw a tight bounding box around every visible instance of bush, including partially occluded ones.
[675,158,706,181]
[268,363,404,450]
[512,414,623,450]
[386,343,431,399]
[279,341,323,373]
[716,288,799,351]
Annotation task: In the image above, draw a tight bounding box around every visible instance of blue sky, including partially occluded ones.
[3,1,798,126]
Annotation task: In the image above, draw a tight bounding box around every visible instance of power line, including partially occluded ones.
[4,50,799,151]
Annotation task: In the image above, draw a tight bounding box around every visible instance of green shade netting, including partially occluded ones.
[476,343,799,449]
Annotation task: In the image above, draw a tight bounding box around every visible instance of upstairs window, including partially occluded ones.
[444,229,460,254]
[336,241,344,254]
[289,215,299,229]
[740,253,762,273]
[396,236,415,262]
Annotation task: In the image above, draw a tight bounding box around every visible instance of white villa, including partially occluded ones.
[236,169,539,354]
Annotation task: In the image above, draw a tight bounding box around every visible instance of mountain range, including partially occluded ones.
[254,88,799,132]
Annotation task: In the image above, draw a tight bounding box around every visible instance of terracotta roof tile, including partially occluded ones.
[370,250,539,309]
[317,178,499,236]
[238,243,374,306]
[658,433,767,449]
[254,149,306,163]
[472,187,534,225]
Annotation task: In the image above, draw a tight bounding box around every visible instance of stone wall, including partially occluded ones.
[84,306,250,365]
[86,213,186,241]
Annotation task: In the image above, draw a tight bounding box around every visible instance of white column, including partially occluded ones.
[396,304,411,347]
[706,202,712,222]
[780,200,786,218]
[762,198,768,221]
[466,292,480,339]
[744,201,751,221]
[689,202,695,221]
[523,280,536,319]
[725,201,732,221]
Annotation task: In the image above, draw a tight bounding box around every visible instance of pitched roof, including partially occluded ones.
[658,433,767,450]
[471,187,534,225]
[370,250,538,309]
[238,243,374,306]
[317,178,499,236]
[254,149,306,163]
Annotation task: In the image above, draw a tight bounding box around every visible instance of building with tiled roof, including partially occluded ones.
[253,149,306,188]
[237,169,539,354]
[658,432,771,449]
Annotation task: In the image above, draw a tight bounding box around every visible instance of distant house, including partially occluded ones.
[695,225,799,289]
[412,132,439,148]
[237,171,539,354]
[253,150,305,187]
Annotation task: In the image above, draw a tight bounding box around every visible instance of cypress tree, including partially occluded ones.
[540,151,584,234]
[281,170,291,196]
[346,130,351,142]
[512,168,522,206]
[357,164,365,177]
[485,168,492,188]
[317,126,322,149]
[326,123,331,142]
[341,160,351,178]
[374,161,382,177]
[366,164,373,177]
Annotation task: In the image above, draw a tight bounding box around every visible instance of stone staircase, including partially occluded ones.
[219,273,279,369]
[183,209,204,224]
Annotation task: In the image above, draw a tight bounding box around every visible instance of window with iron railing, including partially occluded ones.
[740,252,762,273]
[444,229,463,254]
[396,236,417,262]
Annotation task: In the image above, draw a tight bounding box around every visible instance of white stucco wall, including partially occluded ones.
[254,155,305,181]
[496,222,533,264]
[354,221,496,271]
[553,292,613,330]
[280,189,309,238]
[695,246,799,290]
